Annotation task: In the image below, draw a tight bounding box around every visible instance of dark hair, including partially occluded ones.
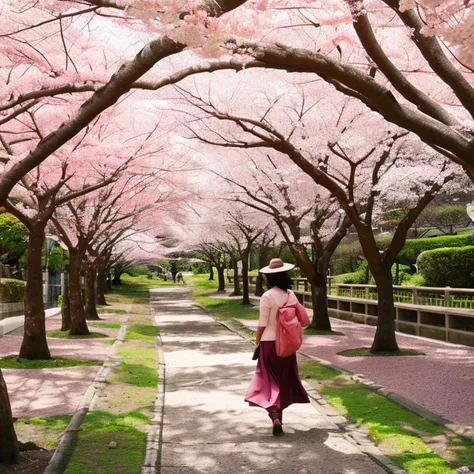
[265,271,293,291]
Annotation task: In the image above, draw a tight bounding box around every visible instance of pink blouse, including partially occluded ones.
[258,287,299,341]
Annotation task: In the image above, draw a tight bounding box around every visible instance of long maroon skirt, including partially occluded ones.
[245,341,310,410]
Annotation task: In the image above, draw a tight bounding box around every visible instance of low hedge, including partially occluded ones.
[397,234,474,266]
[417,246,474,288]
[0,278,26,303]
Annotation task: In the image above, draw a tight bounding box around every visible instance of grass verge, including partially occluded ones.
[90,322,121,329]
[299,360,473,474]
[65,276,159,473]
[0,356,102,369]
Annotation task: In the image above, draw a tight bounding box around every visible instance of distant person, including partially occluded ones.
[176,272,185,284]
[170,262,178,283]
[245,258,310,436]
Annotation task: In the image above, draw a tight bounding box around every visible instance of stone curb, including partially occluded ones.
[44,324,126,474]
[141,301,166,474]
[298,349,474,444]
[195,302,405,474]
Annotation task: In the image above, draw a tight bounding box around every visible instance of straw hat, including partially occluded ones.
[259,258,295,274]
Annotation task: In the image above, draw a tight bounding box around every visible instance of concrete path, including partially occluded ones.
[151,287,387,474]
[242,318,474,427]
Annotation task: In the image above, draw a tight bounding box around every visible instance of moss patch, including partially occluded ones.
[0,356,102,369]
[15,415,72,449]
[338,347,425,357]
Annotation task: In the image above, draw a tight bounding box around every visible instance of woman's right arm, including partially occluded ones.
[256,294,271,344]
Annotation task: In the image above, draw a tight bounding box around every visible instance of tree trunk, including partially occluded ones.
[106,271,113,291]
[61,277,71,332]
[309,270,332,331]
[255,246,269,297]
[96,265,108,305]
[68,250,89,336]
[112,271,122,286]
[84,260,100,320]
[241,251,251,305]
[208,264,214,281]
[217,266,225,292]
[19,225,51,360]
[371,266,399,352]
[232,258,241,296]
[0,370,19,464]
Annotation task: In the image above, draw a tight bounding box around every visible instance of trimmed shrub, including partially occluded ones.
[0,278,26,303]
[417,246,474,288]
[404,273,426,287]
[397,234,474,266]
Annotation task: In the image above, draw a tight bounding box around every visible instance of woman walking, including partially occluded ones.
[245,258,310,436]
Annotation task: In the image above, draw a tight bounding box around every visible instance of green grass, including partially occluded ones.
[126,324,160,340]
[299,360,473,474]
[64,410,148,474]
[0,356,102,369]
[338,348,425,357]
[91,322,121,329]
[96,307,128,314]
[14,415,71,449]
[65,277,160,472]
[47,330,108,339]
[189,274,259,321]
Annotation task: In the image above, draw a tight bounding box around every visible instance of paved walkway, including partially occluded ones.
[242,318,474,427]
[151,287,388,474]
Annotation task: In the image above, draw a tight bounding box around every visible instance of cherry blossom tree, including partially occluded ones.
[211,152,351,329]
[178,81,466,351]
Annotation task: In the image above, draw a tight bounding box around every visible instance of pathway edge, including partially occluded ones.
[141,292,166,474]
[43,324,127,474]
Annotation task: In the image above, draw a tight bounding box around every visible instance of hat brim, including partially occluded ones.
[259,263,295,274]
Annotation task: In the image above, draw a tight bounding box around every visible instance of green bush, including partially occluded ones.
[397,234,474,266]
[404,273,426,287]
[125,266,151,277]
[417,246,474,288]
[0,278,26,303]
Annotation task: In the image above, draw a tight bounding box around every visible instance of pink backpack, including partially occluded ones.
[275,291,310,357]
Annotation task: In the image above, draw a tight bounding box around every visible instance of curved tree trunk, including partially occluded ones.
[0,370,19,464]
[112,271,123,286]
[61,277,71,332]
[217,266,225,292]
[68,250,89,336]
[232,258,241,296]
[106,270,113,291]
[19,225,51,360]
[241,251,251,305]
[208,264,214,281]
[96,265,108,305]
[84,260,100,320]
[255,246,269,297]
[309,269,331,331]
[371,266,399,352]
